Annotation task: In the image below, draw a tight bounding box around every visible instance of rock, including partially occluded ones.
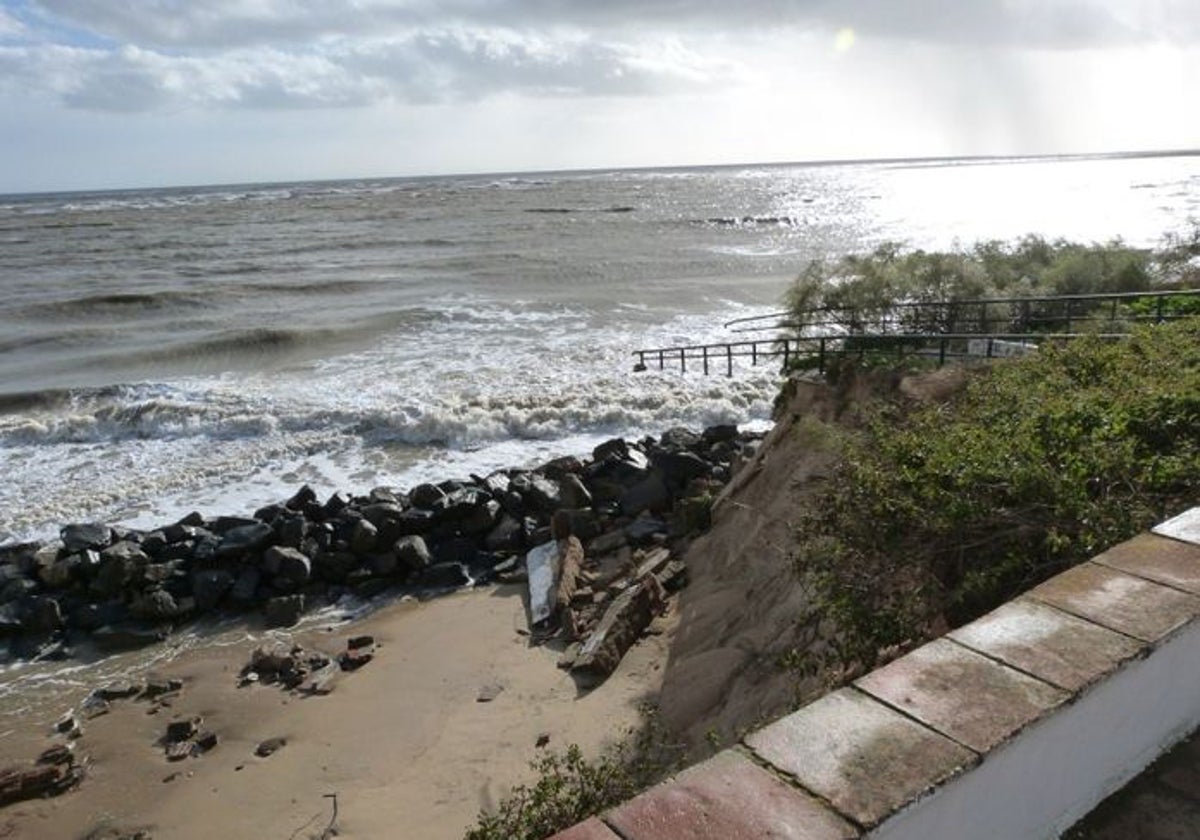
[410,483,446,509]
[519,475,563,514]
[142,678,184,699]
[338,648,373,671]
[367,552,398,577]
[478,472,510,496]
[165,741,192,761]
[276,514,308,548]
[193,730,218,755]
[165,716,201,743]
[559,474,593,509]
[24,596,64,634]
[130,588,184,621]
[177,511,205,527]
[93,621,170,650]
[230,566,260,603]
[572,579,660,682]
[652,450,711,488]
[37,556,77,590]
[394,536,432,573]
[460,500,501,535]
[191,570,235,612]
[347,635,374,650]
[0,762,82,805]
[90,550,141,599]
[361,501,403,531]
[61,522,112,552]
[263,595,304,628]
[255,736,286,757]
[37,744,74,766]
[419,562,469,589]
[324,491,352,516]
[254,503,286,523]
[262,546,311,589]
[395,508,435,536]
[210,516,260,534]
[313,550,356,583]
[625,516,668,543]
[216,523,274,558]
[349,519,378,555]
[140,530,168,556]
[0,577,37,606]
[476,682,504,702]
[286,485,318,510]
[592,438,630,462]
[660,427,702,450]
[0,602,23,635]
[484,515,524,553]
[587,530,628,556]
[619,473,670,517]
[702,423,739,444]
[433,537,478,567]
[72,599,128,631]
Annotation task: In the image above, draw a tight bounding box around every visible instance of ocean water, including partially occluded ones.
[1,153,1198,543]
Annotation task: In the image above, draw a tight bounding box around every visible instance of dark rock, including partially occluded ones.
[61,522,112,552]
[93,621,170,650]
[102,540,151,567]
[263,595,305,628]
[349,519,378,555]
[361,501,403,528]
[25,596,63,634]
[338,648,373,670]
[216,523,273,558]
[660,427,702,450]
[433,537,478,567]
[176,511,205,527]
[0,542,40,570]
[461,500,501,535]
[538,455,584,479]
[0,602,23,635]
[156,540,196,563]
[276,514,308,548]
[625,516,668,544]
[96,683,141,701]
[478,472,510,496]
[194,730,218,754]
[419,562,469,589]
[140,530,168,556]
[410,483,446,509]
[37,744,74,766]
[324,491,352,516]
[72,600,128,631]
[395,508,435,536]
[592,438,630,462]
[559,474,593,509]
[619,472,671,517]
[702,423,739,443]
[0,762,82,805]
[347,635,374,650]
[230,566,260,603]
[0,577,37,606]
[165,716,201,743]
[142,678,184,699]
[286,485,318,511]
[130,588,185,620]
[367,552,398,577]
[163,523,206,544]
[369,486,402,505]
[263,546,311,590]
[210,516,260,534]
[255,736,286,757]
[142,561,180,586]
[313,550,356,583]
[519,475,563,514]
[254,503,286,523]
[37,555,78,590]
[652,450,711,488]
[394,536,432,573]
[192,569,235,612]
[484,515,524,553]
[90,551,141,599]
[498,490,526,517]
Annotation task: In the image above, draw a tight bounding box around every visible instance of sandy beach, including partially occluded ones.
[1,585,675,839]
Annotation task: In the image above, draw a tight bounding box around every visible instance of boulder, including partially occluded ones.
[130,588,185,620]
[216,523,274,558]
[419,562,470,589]
[230,566,261,603]
[0,576,37,607]
[60,522,112,553]
[24,596,63,634]
[592,438,630,462]
[521,475,563,514]
[324,492,352,516]
[702,423,739,444]
[559,474,593,509]
[37,556,78,590]
[276,514,308,548]
[286,485,318,511]
[0,602,24,635]
[368,552,399,577]
[210,516,259,534]
[262,546,311,586]
[93,621,170,650]
[313,550,356,583]
[461,500,501,535]
[394,536,432,573]
[619,473,671,517]
[484,515,524,553]
[625,516,668,544]
[349,519,378,555]
[71,600,128,631]
[264,595,305,628]
[395,508,435,536]
[652,450,711,489]
[410,483,446,509]
[192,570,235,612]
[660,427,702,451]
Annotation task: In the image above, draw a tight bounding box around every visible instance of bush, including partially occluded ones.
[793,320,1200,670]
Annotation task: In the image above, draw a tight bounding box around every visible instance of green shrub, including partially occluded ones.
[793,320,1200,670]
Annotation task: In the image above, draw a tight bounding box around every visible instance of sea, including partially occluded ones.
[1,153,1198,545]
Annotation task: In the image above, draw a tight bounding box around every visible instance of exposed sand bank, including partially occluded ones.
[1,585,675,839]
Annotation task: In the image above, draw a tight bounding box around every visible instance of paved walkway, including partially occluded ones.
[1066,727,1200,839]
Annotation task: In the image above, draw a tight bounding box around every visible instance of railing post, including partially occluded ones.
[751,343,758,367]
[818,338,826,374]
[703,346,710,375]
[680,348,686,374]
[939,337,947,365]
[726,345,733,377]
[1156,295,1165,323]
[658,350,664,371]
[783,339,790,371]
[1064,299,1072,332]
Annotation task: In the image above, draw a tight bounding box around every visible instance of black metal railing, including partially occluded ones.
[634,289,1199,377]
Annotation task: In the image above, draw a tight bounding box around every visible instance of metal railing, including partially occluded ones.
[634,289,1199,377]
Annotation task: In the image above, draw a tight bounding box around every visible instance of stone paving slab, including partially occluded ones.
[1153,507,1200,547]
[604,749,859,840]
[948,598,1146,692]
[745,688,975,828]
[547,817,622,840]
[854,637,1068,752]
[1093,533,1200,596]
[1028,562,1200,643]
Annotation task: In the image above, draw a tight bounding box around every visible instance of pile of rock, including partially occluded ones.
[0,425,761,662]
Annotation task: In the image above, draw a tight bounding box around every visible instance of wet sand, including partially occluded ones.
[0,585,675,839]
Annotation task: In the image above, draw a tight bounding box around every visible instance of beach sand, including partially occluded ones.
[1,584,675,839]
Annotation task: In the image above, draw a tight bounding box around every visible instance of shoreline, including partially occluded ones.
[0,423,759,837]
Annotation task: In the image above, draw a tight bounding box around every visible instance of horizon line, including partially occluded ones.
[5,146,1199,200]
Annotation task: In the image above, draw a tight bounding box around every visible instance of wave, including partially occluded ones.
[700,215,806,228]
[23,291,209,320]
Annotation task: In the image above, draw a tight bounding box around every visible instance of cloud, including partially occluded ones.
[28,0,1200,50]
[0,27,731,112]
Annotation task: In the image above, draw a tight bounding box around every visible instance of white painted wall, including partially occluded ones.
[868,620,1200,840]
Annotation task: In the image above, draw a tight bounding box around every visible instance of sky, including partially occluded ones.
[1,1,1198,193]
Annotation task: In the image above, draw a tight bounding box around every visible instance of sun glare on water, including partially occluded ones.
[834,27,856,53]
